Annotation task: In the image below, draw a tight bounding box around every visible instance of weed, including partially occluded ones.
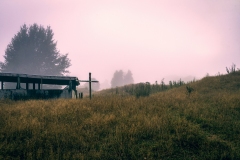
[186,86,194,96]
[226,63,236,74]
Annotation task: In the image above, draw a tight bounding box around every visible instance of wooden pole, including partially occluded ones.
[89,72,92,100]
[74,90,77,99]
[79,92,83,99]
[69,80,72,91]
[26,82,29,90]
[33,83,35,90]
[41,78,42,89]
[17,76,20,89]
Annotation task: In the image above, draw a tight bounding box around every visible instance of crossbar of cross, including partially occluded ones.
[79,72,99,99]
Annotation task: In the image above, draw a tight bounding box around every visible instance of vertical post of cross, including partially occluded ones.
[89,72,92,100]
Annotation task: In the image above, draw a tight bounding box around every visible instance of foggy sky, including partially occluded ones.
[0,0,240,89]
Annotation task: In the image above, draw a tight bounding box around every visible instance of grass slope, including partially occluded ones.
[0,72,240,159]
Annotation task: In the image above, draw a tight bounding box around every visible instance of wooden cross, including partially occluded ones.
[79,72,98,99]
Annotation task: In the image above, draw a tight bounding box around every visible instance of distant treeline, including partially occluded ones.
[111,78,196,98]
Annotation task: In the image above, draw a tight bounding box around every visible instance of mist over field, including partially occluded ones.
[1,1,240,159]
[0,0,240,90]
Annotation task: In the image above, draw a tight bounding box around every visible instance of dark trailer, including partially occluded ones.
[0,73,80,100]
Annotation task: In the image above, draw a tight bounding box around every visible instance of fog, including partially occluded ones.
[1,0,240,90]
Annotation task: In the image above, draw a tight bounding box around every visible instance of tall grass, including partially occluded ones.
[0,71,240,159]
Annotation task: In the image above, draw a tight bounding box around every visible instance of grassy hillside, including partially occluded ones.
[0,71,240,159]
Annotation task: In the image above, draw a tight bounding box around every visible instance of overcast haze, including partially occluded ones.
[1,0,240,89]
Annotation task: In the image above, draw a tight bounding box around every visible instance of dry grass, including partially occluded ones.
[0,72,240,159]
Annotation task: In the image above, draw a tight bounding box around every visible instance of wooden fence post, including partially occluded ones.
[26,82,29,90]
[17,76,20,89]
[79,92,83,99]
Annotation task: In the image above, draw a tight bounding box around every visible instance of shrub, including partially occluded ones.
[134,82,151,98]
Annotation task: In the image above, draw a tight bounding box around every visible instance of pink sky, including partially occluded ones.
[0,0,240,89]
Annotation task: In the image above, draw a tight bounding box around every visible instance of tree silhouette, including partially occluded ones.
[123,70,134,85]
[0,23,71,76]
[111,70,124,88]
[111,70,134,88]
